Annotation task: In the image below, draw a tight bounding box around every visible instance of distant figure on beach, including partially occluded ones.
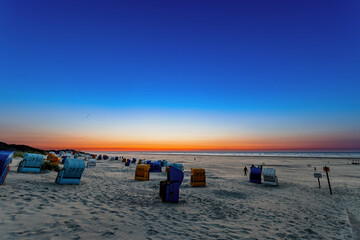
[244,166,248,176]
[314,167,316,171]
[194,157,196,161]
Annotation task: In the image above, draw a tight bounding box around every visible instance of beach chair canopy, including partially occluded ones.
[167,163,184,171]
[0,151,14,185]
[190,168,206,187]
[17,153,44,173]
[250,167,262,184]
[55,158,86,185]
[262,168,278,186]
[159,166,184,203]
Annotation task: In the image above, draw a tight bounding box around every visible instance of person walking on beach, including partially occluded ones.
[244,166,248,176]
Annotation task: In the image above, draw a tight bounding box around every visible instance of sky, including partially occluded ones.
[0,0,359,151]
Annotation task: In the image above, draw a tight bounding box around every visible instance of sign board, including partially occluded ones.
[314,173,322,178]
[323,167,330,172]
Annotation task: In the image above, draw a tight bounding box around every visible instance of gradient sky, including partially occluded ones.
[0,0,359,151]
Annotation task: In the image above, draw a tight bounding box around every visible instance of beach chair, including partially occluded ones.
[150,162,162,172]
[47,153,60,165]
[61,156,68,164]
[103,155,109,160]
[190,168,206,187]
[125,159,131,166]
[55,158,86,185]
[115,156,119,160]
[249,167,262,184]
[262,168,278,186]
[0,151,14,185]
[87,159,96,168]
[135,164,150,181]
[17,153,44,173]
[97,155,102,160]
[122,157,127,163]
[146,160,152,165]
[159,166,184,203]
[131,158,137,164]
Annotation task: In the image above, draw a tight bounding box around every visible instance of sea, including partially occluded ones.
[90,151,360,159]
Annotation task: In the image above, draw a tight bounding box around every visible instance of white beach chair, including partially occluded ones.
[262,168,278,186]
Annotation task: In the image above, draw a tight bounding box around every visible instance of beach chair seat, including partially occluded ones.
[17,153,44,173]
[190,168,206,187]
[55,158,85,185]
[262,168,278,186]
[0,151,14,185]
[135,164,150,181]
[125,159,131,166]
[159,166,184,203]
[87,159,96,168]
[150,162,162,172]
[250,167,262,184]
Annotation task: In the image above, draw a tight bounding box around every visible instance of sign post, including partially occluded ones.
[323,166,332,195]
[313,173,322,188]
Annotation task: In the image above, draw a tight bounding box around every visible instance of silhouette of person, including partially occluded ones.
[244,166,248,176]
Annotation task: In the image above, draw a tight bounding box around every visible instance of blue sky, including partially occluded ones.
[0,0,359,150]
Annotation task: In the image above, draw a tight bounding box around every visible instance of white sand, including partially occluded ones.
[1,154,359,239]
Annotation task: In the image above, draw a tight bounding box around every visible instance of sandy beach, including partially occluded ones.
[1,154,359,240]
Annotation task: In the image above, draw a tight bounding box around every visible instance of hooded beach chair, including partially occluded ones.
[159,166,184,203]
[190,168,206,187]
[0,151,14,185]
[150,162,162,172]
[17,153,44,173]
[115,156,119,160]
[131,158,136,164]
[122,157,127,163]
[249,166,262,184]
[135,164,150,181]
[61,156,68,164]
[87,159,96,168]
[125,159,131,166]
[97,155,102,160]
[47,153,60,165]
[262,168,278,186]
[55,158,85,185]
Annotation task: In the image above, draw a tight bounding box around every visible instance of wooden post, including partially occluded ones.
[317,178,321,189]
[323,166,332,195]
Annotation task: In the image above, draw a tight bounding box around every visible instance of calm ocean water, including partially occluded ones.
[93,151,360,158]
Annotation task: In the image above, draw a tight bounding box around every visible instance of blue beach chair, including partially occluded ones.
[55,158,85,185]
[150,162,162,172]
[125,159,131,166]
[0,151,14,185]
[17,153,44,173]
[159,166,184,203]
[249,167,262,184]
[131,158,137,164]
